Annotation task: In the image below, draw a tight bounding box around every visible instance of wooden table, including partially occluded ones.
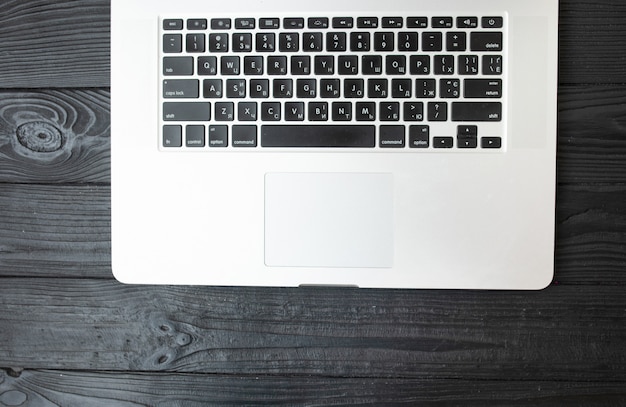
[1,1,624,404]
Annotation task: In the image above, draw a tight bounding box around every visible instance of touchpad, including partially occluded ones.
[265,173,393,268]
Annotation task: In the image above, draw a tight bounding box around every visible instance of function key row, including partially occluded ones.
[163,16,503,31]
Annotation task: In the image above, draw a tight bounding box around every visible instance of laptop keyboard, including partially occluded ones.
[160,15,505,150]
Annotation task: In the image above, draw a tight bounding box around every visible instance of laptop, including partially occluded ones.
[111,0,559,289]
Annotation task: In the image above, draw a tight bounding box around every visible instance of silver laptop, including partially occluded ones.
[111,0,559,289]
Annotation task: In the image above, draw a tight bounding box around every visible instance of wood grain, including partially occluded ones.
[0,0,110,88]
[0,90,110,183]
[0,370,624,406]
[0,279,623,381]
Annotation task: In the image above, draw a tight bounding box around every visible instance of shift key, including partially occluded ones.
[163,79,199,98]
[452,102,502,121]
[163,102,211,121]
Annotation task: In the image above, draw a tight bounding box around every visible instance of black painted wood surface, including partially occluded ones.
[0,0,625,405]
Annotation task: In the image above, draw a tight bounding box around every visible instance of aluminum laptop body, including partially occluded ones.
[111,0,559,289]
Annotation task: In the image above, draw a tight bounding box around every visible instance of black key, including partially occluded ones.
[382,17,403,28]
[163,102,210,121]
[357,17,378,28]
[452,102,502,121]
[163,125,182,147]
[198,56,217,75]
[416,79,436,98]
[208,125,228,147]
[208,33,228,52]
[268,56,288,75]
[333,17,354,28]
[260,18,280,29]
[235,18,256,29]
[458,125,478,136]
[327,32,347,51]
[291,56,311,75]
[261,125,375,147]
[297,78,317,98]
[434,55,455,75]
[386,55,406,75]
[351,32,370,51]
[374,32,394,51]
[458,136,478,149]
[250,79,270,98]
[202,79,222,98]
[309,102,329,121]
[232,125,257,147]
[279,33,300,52]
[380,102,400,121]
[391,79,412,98]
[187,19,207,30]
[285,102,305,121]
[483,55,503,75]
[186,125,205,147]
[226,79,246,98]
[464,79,502,98]
[261,102,281,121]
[338,55,358,75]
[452,102,502,122]
[432,17,453,28]
[427,102,448,121]
[482,17,503,29]
[303,32,323,51]
[407,17,428,28]
[163,34,182,53]
[238,102,257,121]
[163,79,198,98]
[163,19,183,30]
[163,57,193,75]
[481,137,502,148]
[398,32,419,51]
[368,79,388,98]
[211,18,231,29]
[284,18,305,29]
[446,32,467,51]
[315,56,334,75]
[256,33,275,52]
[362,55,382,75]
[308,17,329,29]
[244,56,264,75]
[221,56,240,75]
[404,102,424,121]
[273,79,293,98]
[409,125,429,148]
[433,137,453,148]
[332,102,352,121]
[422,32,443,51]
[215,102,234,121]
[355,102,376,121]
[320,79,340,98]
[457,17,478,28]
[380,126,405,148]
[410,55,430,75]
[440,79,460,98]
[344,79,364,98]
[459,55,479,75]
[233,33,253,52]
[470,32,503,51]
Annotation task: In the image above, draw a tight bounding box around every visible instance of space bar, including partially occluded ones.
[261,125,376,147]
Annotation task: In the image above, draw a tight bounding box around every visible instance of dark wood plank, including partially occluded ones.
[0,0,625,88]
[0,86,625,184]
[1,370,624,406]
[0,0,110,88]
[0,279,623,381]
[0,184,110,277]
[0,90,110,183]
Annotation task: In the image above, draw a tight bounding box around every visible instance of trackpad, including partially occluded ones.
[265,173,393,268]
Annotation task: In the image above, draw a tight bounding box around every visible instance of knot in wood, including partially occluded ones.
[16,121,64,152]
